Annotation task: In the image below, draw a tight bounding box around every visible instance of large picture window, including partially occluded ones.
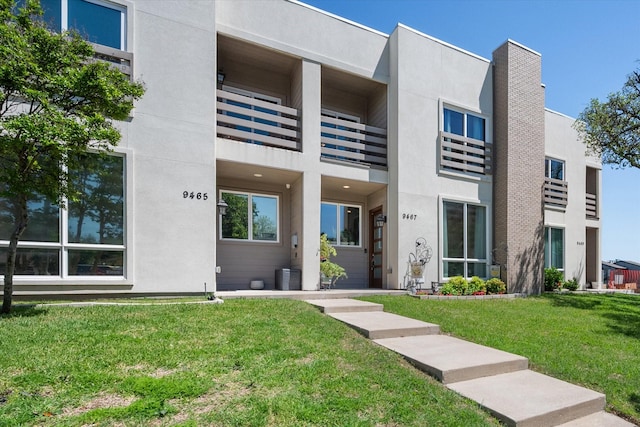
[442,201,487,278]
[320,202,360,246]
[220,191,278,242]
[0,154,126,277]
[544,227,564,270]
[40,0,127,50]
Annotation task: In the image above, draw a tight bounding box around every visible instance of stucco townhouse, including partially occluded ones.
[0,0,602,297]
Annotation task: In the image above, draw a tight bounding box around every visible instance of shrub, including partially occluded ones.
[438,281,459,296]
[544,267,564,291]
[448,276,469,295]
[468,276,486,295]
[486,278,506,294]
[563,278,579,291]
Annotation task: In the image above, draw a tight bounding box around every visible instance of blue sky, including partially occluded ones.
[304,0,640,262]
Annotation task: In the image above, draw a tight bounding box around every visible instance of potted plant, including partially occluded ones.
[319,233,347,289]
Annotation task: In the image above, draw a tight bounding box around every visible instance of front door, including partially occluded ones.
[369,207,383,288]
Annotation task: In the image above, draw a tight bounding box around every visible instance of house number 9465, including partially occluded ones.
[402,213,418,220]
[183,191,208,200]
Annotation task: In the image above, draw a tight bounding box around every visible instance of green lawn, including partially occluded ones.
[0,299,498,426]
[362,293,640,425]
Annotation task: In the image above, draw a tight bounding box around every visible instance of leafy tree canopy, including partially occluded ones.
[576,68,640,168]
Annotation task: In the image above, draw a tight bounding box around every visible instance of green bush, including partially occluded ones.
[563,277,579,291]
[438,281,459,296]
[544,267,564,291]
[485,278,506,294]
[468,276,486,295]
[448,276,469,295]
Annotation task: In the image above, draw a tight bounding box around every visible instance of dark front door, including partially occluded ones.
[369,207,383,288]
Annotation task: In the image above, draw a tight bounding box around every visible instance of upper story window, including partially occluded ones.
[219,191,279,242]
[40,0,127,50]
[440,106,491,175]
[545,158,565,181]
[544,158,568,209]
[443,108,486,142]
[320,202,361,247]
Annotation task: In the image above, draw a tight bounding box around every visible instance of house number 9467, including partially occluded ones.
[183,191,208,200]
[402,213,418,220]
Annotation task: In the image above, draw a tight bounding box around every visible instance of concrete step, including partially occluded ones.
[327,311,440,339]
[447,370,606,427]
[305,298,383,313]
[373,334,528,384]
[557,411,636,426]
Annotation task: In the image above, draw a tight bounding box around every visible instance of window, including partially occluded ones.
[40,0,127,50]
[442,201,487,278]
[0,154,126,277]
[544,227,564,270]
[441,107,488,175]
[545,158,565,181]
[220,191,278,242]
[321,203,360,246]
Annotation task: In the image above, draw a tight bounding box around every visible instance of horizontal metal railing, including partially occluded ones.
[439,131,492,175]
[91,43,133,78]
[321,115,387,168]
[544,178,568,208]
[216,90,301,151]
[586,192,598,218]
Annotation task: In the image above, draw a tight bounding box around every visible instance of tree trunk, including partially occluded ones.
[2,195,28,314]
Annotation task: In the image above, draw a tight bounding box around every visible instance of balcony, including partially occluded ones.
[586,192,598,219]
[216,90,301,151]
[544,178,568,209]
[321,115,387,168]
[439,131,492,175]
[91,43,133,79]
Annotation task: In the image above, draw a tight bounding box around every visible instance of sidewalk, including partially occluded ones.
[306,298,635,427]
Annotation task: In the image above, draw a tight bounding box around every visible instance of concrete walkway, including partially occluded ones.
[306,298,635,427]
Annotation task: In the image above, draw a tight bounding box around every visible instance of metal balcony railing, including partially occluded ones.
[544,178,568,209]
[439,131,492,175]
[586,192,598,218]
[321,116,387,168]
[216,90,301,151]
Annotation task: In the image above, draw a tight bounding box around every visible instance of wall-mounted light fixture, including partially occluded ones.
[375,214,387,228]
[217,71,226,85]
[217,198,228,216]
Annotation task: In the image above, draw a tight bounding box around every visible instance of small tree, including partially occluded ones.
[319,233,346,288]
[0,0,145,313]
[576,68,640,169]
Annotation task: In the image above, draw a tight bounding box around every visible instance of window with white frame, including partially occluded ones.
[320,202,361,246]
[545,158,565,181]
[0,154,126,277]
[39,0,127,50]
[544,226,564,270]
[442,200,487,278]
[219,191,279,242]
[441,107,488,174]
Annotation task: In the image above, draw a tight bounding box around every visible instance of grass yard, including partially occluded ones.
[362,293,640,425]
[0,299,499,426]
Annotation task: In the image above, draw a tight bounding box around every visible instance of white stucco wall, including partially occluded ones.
[544,109,602,287]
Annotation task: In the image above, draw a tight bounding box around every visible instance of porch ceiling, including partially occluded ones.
[217,34,299,76]
[322,176,386,198]
[216,161,301,187]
